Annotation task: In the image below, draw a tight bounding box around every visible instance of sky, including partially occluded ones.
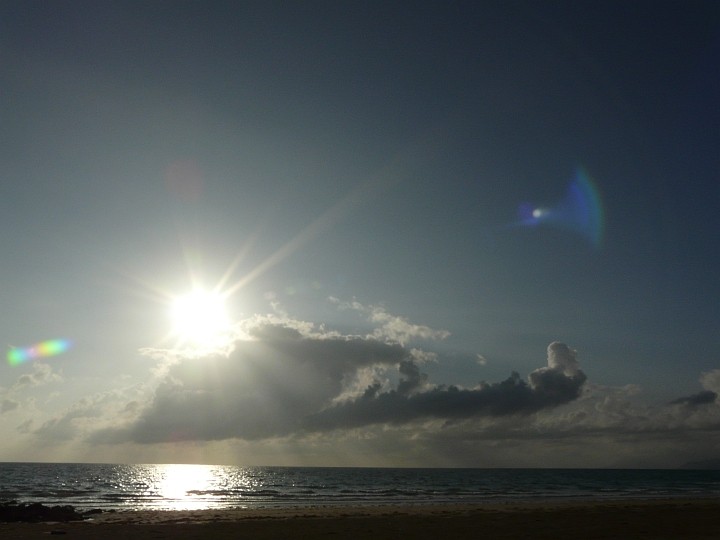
[0,0,719,468]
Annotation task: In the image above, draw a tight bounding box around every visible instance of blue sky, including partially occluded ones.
[0,1,718,467]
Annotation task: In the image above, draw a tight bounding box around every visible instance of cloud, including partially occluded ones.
[699,369,720,394]
[670,390,717,407]
[16,419,33,434]
[397,359,429,395]
[35,304,716,468]
[12,363,62,389]
[0,363,62,418]
[32,385,149,442]
[35,404,100,441]
[305,341,586,431]
[366,377,720,467]
[34,391,126,441]
[92,316,411,444]
[331,298,450,344]
[91,314,587,445]
[1,398,19,414]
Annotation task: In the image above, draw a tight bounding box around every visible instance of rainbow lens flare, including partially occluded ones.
[7,339,72,366]
[517,168,604,247]
[558,168,604,247]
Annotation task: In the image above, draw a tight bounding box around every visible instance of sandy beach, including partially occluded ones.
[1,499,718,539]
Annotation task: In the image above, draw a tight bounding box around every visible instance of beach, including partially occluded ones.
[1,499,718,539]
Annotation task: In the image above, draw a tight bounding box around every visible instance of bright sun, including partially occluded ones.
[170,288,231,349]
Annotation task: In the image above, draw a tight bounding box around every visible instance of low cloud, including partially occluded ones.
[0,363,62,417]
[699,370,720,394]
[34,391,125,441]
[35,404,100,441]
[29,306,716,468]
[670,390,717,407]
[1,398,19,414]
[92,317,411,443]
[330,298,450,344]
[305,342,586,431]
[32,385,148,443]
[16,419,33,434]
[92,312,586,445]
[12,363,62,389]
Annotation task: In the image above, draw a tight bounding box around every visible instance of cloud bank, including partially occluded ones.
[90,316,585,445]
[14,308,719,467]
[305,342,586,431]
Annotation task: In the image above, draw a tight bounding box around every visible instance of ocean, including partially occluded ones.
[1,463,719,511]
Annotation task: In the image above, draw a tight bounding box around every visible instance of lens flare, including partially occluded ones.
[7,339,72,366]
[516,168,604,247]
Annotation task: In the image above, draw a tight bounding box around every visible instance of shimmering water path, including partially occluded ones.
[1,463,719,511]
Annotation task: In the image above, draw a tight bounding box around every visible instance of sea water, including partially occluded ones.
[1,463,719,511]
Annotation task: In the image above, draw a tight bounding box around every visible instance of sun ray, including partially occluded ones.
[222,132,438,298]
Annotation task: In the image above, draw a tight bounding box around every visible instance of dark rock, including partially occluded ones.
[0,501,85,522]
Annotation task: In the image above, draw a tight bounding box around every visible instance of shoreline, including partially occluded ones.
[2,498,719,539]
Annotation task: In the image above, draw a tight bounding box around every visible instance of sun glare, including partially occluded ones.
[170,288,231,350]
[156,464,217,510]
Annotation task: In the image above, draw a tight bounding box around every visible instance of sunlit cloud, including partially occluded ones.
[12,363,63,389]
[330,297,451,344]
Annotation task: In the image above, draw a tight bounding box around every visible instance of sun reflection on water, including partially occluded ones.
[156,464,217,510]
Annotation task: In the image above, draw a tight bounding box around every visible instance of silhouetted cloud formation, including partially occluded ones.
[28,311,720,467]
[91,317,586,444]
[92,317,412,443]
[670,390,717,407]
[305,342,586,431]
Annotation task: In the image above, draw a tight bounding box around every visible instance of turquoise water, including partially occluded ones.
[1,463,719,510]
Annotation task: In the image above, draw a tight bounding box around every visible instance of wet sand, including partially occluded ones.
[1,499,718,539]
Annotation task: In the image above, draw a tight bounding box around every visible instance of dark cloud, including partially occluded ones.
[59,314,720,467]
[92,319,411,443]
[305,342,586,431]
[242,321,408,381]
[397,359,428,395]
[670,390,717,407]
[1,398,19,414]
[91,324,587,444]
[35,402,102,441]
